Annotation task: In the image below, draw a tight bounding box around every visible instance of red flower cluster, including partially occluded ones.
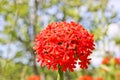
[33,21,95,71]
[78,76,94,80]
[27,75,40,80]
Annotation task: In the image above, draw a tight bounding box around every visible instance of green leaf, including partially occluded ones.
[14,51,23,58]
[18,4,29,17]
[0,38,7,44]
[91,27,104,41]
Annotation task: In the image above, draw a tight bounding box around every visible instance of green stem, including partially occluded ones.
[57,65,64,80]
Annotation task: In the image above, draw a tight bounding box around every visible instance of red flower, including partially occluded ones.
[102,57,111,65]
[33,21,95,71]
[78,75,94,80]
[102,57,120,66]
[95,77,103,80]
[114,57,120,65]
[27,75,40,80]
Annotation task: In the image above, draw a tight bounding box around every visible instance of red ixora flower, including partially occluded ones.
[33,21,95,71]
[27,75,40,80]
[78,75,94,80]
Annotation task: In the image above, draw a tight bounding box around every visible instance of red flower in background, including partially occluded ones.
[95,77,103,80]
[33,21,95,71]
[27,75,40,80]
[78,75,94,80]
[102,57,111,65]
[114,57,120,65]
[102,57,120,66]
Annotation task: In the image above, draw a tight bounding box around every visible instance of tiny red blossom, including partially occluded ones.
[33,21,95,71]
[78,75,94,80]
[27,75,40,80]
[114,57,120,65]
[102,57,111,65]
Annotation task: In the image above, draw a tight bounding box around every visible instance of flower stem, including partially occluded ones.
[57,65,64,80]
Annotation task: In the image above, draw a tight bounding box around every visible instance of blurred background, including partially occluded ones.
[0,0,120,80]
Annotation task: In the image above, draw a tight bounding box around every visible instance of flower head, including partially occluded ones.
[33,21,95,71]
[78,75,94,80]
[27,75,40,80]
